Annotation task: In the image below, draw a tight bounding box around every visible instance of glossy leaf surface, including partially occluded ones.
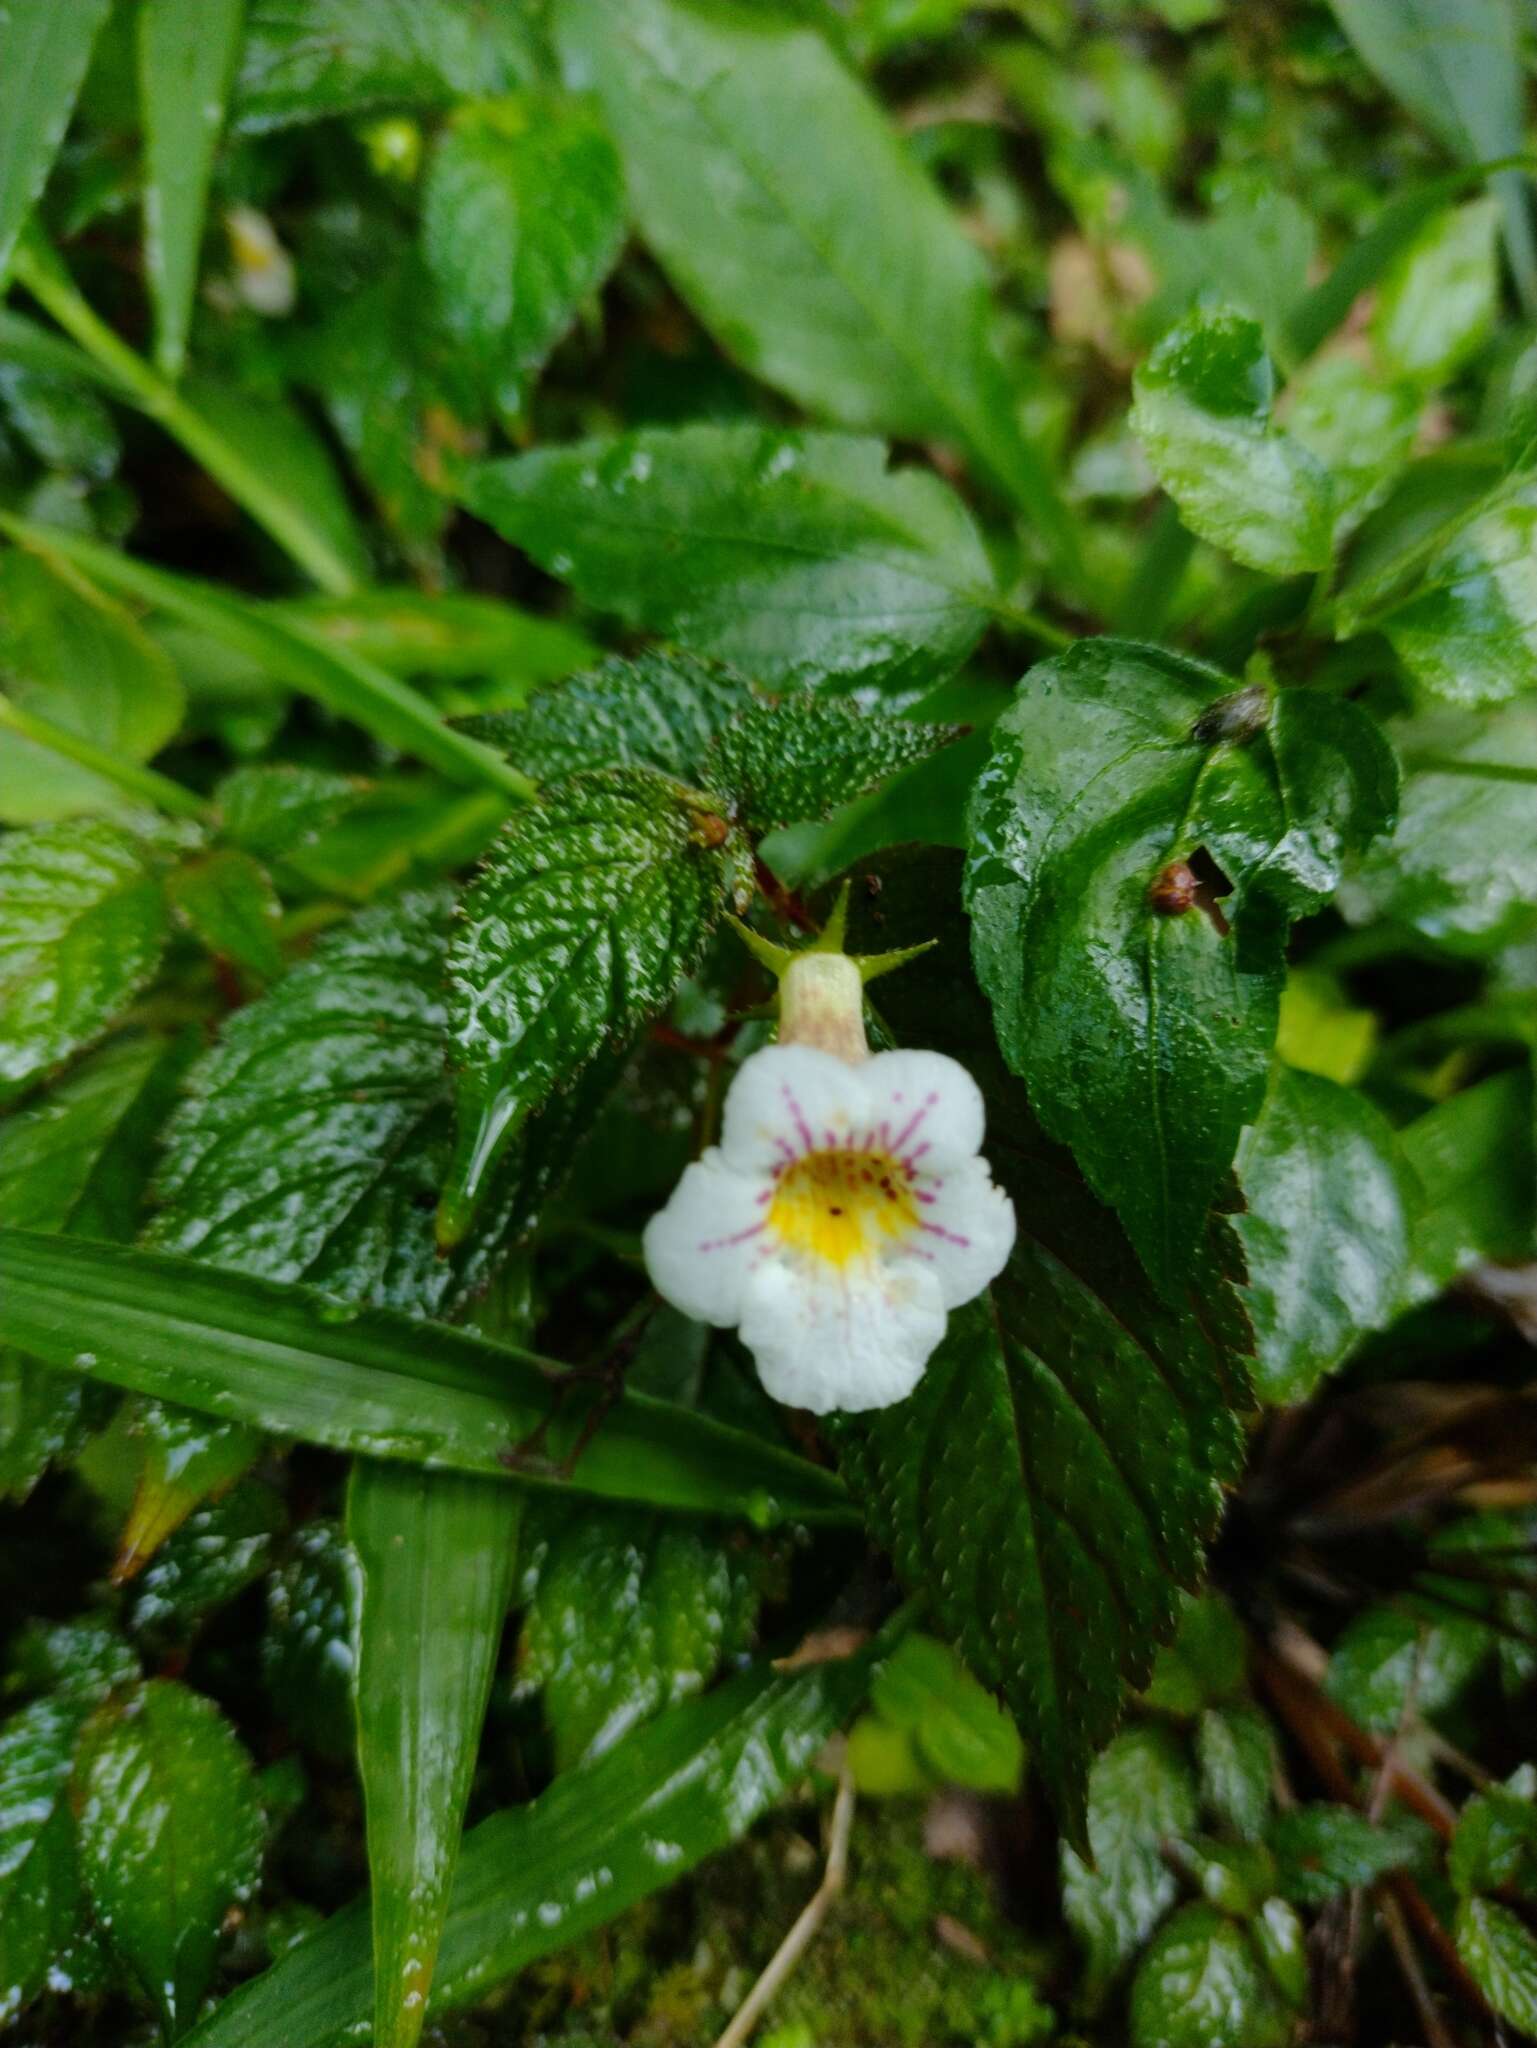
[0,1700,87,2026]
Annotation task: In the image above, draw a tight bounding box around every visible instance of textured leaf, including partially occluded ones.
[1372,197,1500,388]
[460,426,997,698]
[168,850,284,981]
[1132,308,1334,574]
[0,0,113,275]
[127,1478,286,1653]
[1399,1069,1537,1298]
[1340,701,1537,954]
[114,1399,263,1583]
[214,763,366,861]
[868,1633,1024,1794]
[0,1355,106,1503]
[1456,1896,1537,2034]
[1129,1902,1290,2048]
[349,1463,520,2048]
[443,768,741,1235]
[262,1521,359,1760]
[553,0,1068,548]
[0,1033,182,1239]
[74,1679,263,2035]
[138,0,245,377]
[0,1230,856,1524]
[0,1699,88,2027]
[1269,1803,1422,1904]
[967,644,1393,1294]
[0,819,170,1105]
[520,1501,760,1771]
[461,652,755,789]
[1234,1066,1417,1404]
[1060,1725,1199,2001]
[1324,1600,1493,1735]
[181,1644,882,2048]
[233,0,537,130]
[839,850,1253,1840]
[423,92,624,417]
[0,549,185,824]
[1449,1770,1537,1900]
[708,698,956,835]
[1197,1706,1276,1844]
[1375,498,1537,705]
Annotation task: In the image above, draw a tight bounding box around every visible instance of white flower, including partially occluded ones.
[642,1041,1015,1415]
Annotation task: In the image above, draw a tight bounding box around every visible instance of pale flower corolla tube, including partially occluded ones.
[643,956,1015,1414]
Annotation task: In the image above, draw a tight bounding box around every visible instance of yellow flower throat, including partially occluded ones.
[767,1150,920,1268]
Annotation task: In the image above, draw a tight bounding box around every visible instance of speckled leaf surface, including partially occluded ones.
[1235,1066,1416,1403]
[459,426,997,697]
[444,769,739,1233]
[967,642,1393,1295]
[1129,1901,1291,2048]
[460,652,755,789]
[0,1699,87,2026]
[1456,1896,1537,2032]
[708,697,956,834]
[1132,309,1335,574]
[181,1643,883,2048]
[73,1679,262,2036]
[839,852,1252,1842]
[0,820,170,1105]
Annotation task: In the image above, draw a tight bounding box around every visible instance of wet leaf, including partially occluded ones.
[1449,1769,1537,1899]
[214,764,366,860]
[460,427,998,698]
[1197,1706,1276,1844]
[262,1521,359,1760]
[0,1032,183,1240]
[708,698,956,836]
[114,1400,263,1584]
[1376,498,1537,706]
[1269,1802,1423,1904]
[127,1479,286,1652]
[73,1679,263,2036]
[168,850,284,982]
[0,1699,88,2028]
[1060,1725,1199,2003]
[1128,1902,1291,2048]
[1456,1896,1537,2034]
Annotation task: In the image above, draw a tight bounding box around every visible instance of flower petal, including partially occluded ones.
[903,1156,1016,1308]
[718,1044,870,1178]
[739,1255,947,1415]
[642,1148,771,1327]
[861,1049,986,1173]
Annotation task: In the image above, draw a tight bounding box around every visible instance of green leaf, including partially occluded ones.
[0,1699,88,2027]
[460,427,998,698]
[422,92,624,417]
[349,1463,521,2048]
[1131,309,1334,575]
[442,767,740,1238]
[138,0,245,378]
[0,819,171,1106]
[0,548,186,824]
[0,517,532,801]
[127,1478,286,1653]
[114,1399,263,1583]
[1129,1902,1290,2048]
[1324,1601,1493,1736]
[1197,1706,1276,1844]
[552,0,1069,552]
[214,763,366,861]
[1282,352,1419,539]
[1060,1724,1200,2002]
[709,698,956,835]
[461,651,756,788]
[276,589,594,692]
[180,1644,882,2048]
[1141,1592,1247,1717]
[838,849,1253,1840]
[1328,0,1536,308]
[74,1678,263,2036]
[519,1501,761,1770]
[0,1230,856,1524]
[0,1354,107,1503]
[1268,1802,1422,1904]
[0,1032,183,1239]
[233,0,538,131]
[1341,702,1537,953]
[262,1521,359,1760]
[1372,197,1500,388]
[1234,1067,1417,1404]
[168,849,284,982]
[0,0,113,276]
[868,1632,1024,1794]
[1455,1896,1537,2035]
[1399,1068,1537,1298]
[967,644,1393,1293]
[1449,1769,1537,1899]
[1375,498,1537,706]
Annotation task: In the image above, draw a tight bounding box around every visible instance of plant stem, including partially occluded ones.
[1406,754,1537,785]
[983,597,1076,650]
[0,695,210,819]
[9,238,359,597]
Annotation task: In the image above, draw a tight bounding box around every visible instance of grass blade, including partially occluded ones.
[0,0,112,275]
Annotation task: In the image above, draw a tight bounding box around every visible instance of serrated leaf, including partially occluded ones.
[74,1679,263,2036]
[1197,1706,1276,1843]
[461,427,999,699]
[1060,1725,1199,2002]
[214,763,366,861]
[0,1699,88,2028]
[127,1479,286,1653]
[423,91,624,417]
[1269,1802,1422,1904]
[0,819,170,1106]
[868,1632,1024,1794]
[1372,197,1500,388]
[1340,701,1537,954]
[709,698,956,835]
[1456,1896,1537,2034]
[967,644,1395,1295]
[138,0,245,378]
[519,1501,760,1770]
[0,548,185,824]
[168,849,284,982]
[1132,308,1335,574]
[552,0,1069,552]
[262,1520,359,1760]
[1375,497,1537,705]
[461,652,755,789]
[838,850,1253,1841]
[0,0,113,276]
[1235,1067,1417,1404]
[349,1463,520,2048]
[1129,1902,1290,2048]
[443,769,739,1236]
